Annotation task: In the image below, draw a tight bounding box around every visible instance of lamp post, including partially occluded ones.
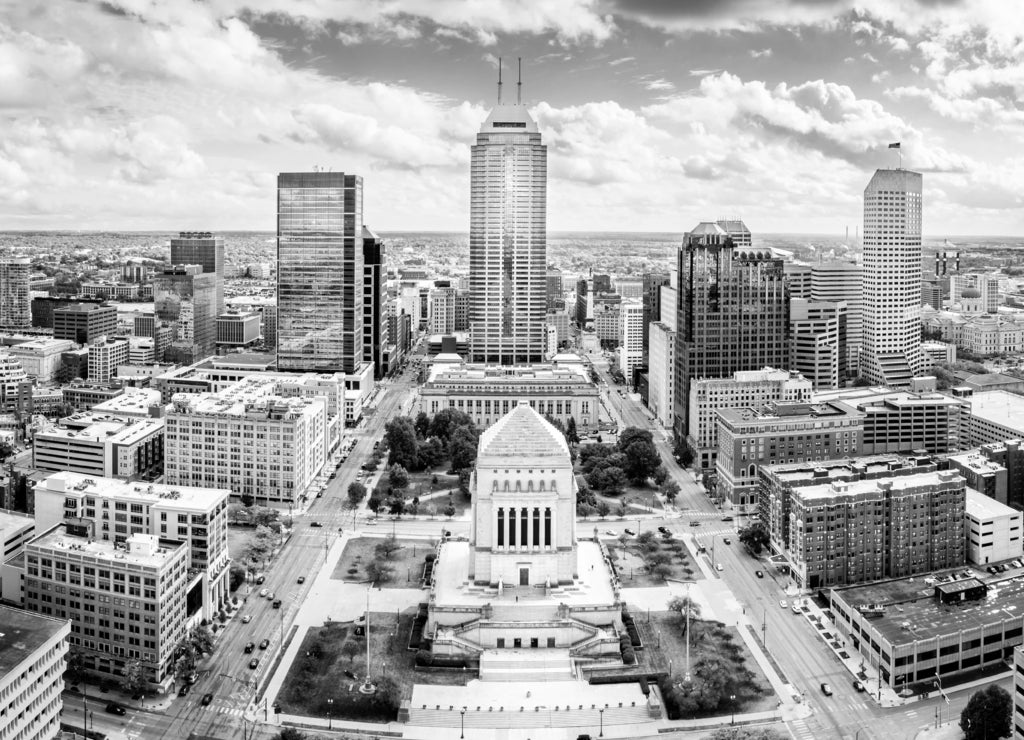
[599,707,605,737]
[460,707,466,738]
[327,698,333,730]
[730,694,736,725]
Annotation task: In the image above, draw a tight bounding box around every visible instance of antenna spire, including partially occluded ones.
[517,57,522,105]
[497,57,503,104]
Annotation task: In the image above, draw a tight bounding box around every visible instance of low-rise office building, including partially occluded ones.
[62,382,125,411]
[88,336,130,382]
[830,572,1024,691]
[24,523,188,693]
[33,471,230,621]
[966,488,1023,566]
[53,303,117,344]
[965,391,1024,447]
[949,450,1008,505]
[7,337,76,383]
[977,439,1024,511]
[216,310,262,347]
[0,605,70,740]
[164,376,328,508]
[91,387,165,419]
[417,354,600,431]
[0,509,34,603]
[33,412,164,480]
[715,400,863,508]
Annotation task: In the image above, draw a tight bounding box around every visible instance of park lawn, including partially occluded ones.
[607,537,703,587]
[331,536,435,588]
[642,611,777,719]
[276,610,469,722]
[226,526,254,564]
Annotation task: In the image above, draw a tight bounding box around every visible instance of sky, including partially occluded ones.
[1,0,1023,235]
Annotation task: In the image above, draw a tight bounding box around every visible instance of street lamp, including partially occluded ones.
[730,694,736,725]
[327,698,333,730]
[599,706,605,737]
[460,707,466,738]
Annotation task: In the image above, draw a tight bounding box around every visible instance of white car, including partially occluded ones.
[258,588,268,598]
[779,600,788,609]
[715,563,724,572]
[604,530,616,536]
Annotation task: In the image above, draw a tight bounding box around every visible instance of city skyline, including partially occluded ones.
[1,1,1022,236]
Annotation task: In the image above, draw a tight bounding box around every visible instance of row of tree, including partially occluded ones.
[384,409,480,474]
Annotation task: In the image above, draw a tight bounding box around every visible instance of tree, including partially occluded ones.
[347,481,367,507]
[653,465,669,486]
[0,440,15,462]
[961,684,1011,740]
[275,729,308,740]
[622,439,663,485]
[189,624,215,656]
[651,563,673,581]
[65,650,87,685]
[367,494,383,517]
[119,658,147,696]
[384,417,418,470]
[429,408,475,444]
[667,594,702,621]
[388,464,410,491]
[443,504,456,518]
[617,427,654,454]
[707,728,787,740]
[413,411,431,439]
[662,479,680,503]
[738,523,770,555]
[366,560,394,583]
[596,501,611,518]
[375,533,401,560]
[449,426,478,472]
[340,640,361,665]
[677,446,695,468]
[603,466,628,495]
[416,436,444,470]
[566,416,579,445]
[251,506,278,527]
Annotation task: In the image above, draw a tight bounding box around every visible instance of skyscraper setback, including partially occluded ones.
[469,60,547,365]
[276,172,364,373]
[673,221,790,447]
[859,169,927,387]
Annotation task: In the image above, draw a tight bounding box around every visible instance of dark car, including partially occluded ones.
[624,528,636,536]
[259,638,270,650]
[255,575,265,585]
[297,576,306,584]
[689,521,701,527]
[272,599,282,609]
[755,570,764,578]
[853,680,865,692]
[249,658,260,669]
[343,669,357,680]
[105,703,127,716]
[657,526,669,534]
[820,683,833,696]
[178,684,190,697]
[721,516,734,522]
[316,492,323,498]
[310,521,323,528]
[244,642,256,654]
[201,693,214,706]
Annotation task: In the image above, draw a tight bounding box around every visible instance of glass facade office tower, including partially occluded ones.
[277,172,364,373]
[170,232,225,314]
[860,169,927,387]
[469,88,547,364]
[154,265,218,363]
[362,227,386,380]
[673,221,790,448]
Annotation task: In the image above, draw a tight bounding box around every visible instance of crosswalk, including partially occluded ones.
[788,718,815,740]
[216,705,246,717]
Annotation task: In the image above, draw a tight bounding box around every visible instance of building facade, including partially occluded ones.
[88,336,129,382]
[53,303,117,345]
[170,231,225,315]
[790,298,847,390]
[9,338,75,384]
[674,221,789,444]
[216,311,261,347]
[860,169,928,386]
[468,83,547,365]
[966,488,1023,566]
[362,228,386,379]
[0,258,31,330]
[616,299,644,381]
[33,413,164,480]
[811,260,863,372]
[277,172,364,373]
[0,605,69,740]
[154,266,218,364]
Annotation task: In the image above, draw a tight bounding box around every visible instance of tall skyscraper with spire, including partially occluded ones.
[469,59,547,365]
[859,168,927,387]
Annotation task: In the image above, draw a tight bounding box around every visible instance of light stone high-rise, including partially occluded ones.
[860,169,927,387]
[469,63,547,364]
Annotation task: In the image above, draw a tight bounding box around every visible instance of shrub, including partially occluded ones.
[425,553,436,563]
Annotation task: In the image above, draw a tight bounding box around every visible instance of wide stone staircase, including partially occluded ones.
[406,699,652,729]
[478,649,576,682]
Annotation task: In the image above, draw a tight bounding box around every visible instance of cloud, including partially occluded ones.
[750,48,773,58]
[641,77,675,91]
[609,55,635,65]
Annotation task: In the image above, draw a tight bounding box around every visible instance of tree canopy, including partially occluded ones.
[738,523,770,555]
[960,684,1011,740]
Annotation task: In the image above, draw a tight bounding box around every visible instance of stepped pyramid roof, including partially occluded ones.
[477,402,569,460]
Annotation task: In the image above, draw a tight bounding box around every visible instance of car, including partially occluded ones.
[178,684,191,697]
[779,600,788,608]
[853,680,865,692]
[755,570,764,578]
[987,565,998,574]
[721,516,734,522]
[316,492,323,498]
[255,575,265,585]
[723,537,732,545]
[297,576,306,584]
[244,642,256,654]
[715,563,724,572]
[272,599,282,609]
[249,658,260,669]
[820,683,833,696]
[267,591,275,600]
[696,545,707,554]
[258,588,269,597]
[105,703,127,716]
[201,693,214,706]
[443,530,452,537]
[259,639,270,650]
[1015,560,1024,568]
[657,526,669,534]
[791,604,801,614]
[310,521,323,528]
[604,529,616,536]
[343,669,358,680]
[624,528,636,536]
[689,521,701,528]
[242,614,252,623]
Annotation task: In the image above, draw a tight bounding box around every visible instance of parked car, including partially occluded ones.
[201,693,214,706]
[258,588,269,597]
[105,703,127,716]
[178,684,191,697]
[242,615,252,623]
[604,530,616,536]
[310,521,323,528]
[755,570,764,578]
[244,642,256,654]
[249,658,260,669]
[853,680,865,692]
[316,492,323,498]
[272,599,282,609]
[779,600,788,608]
[267,592,275,600]
[689,521,701,527]
[820,683,833,696]
[259,639,270,650]
[721,516,734,522]
[255,575,265,585]
[715,563,724,572]
[624,528,636,536]
[657,526,669,534]
[723,537,732,545]
[297,576,305,584]
[791,604,801,614]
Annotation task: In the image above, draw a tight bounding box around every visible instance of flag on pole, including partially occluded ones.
[888,142,901,149]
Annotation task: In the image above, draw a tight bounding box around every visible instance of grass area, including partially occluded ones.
[331,536,435,588]
[641,611,776,719]
[607,535,702,587]
[227,526,255,563]
[276,610,469,721]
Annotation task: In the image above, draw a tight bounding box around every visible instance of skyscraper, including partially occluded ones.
[811,260,863,373]
[154,265,218,363]
[170,232,225,314]
[469,61,547,365]
[642,272,670,363]
[673,221,790,447]
[277,172,364,373]
[362,227,386,380]
[0,258,31,331]
[860,169,927,387]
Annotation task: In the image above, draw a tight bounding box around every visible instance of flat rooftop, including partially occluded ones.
[433,540,615,607]
[39,413,163,445]
[834,568,1024,645]
[968,391,1024,433]
[795,470,962,501]
[169,375,323,417]
[39,470,229,511]
[768,455,929,486]
[966,488,1020,520]
[0,508,34,535]
[31,525,185,569]
[0,605,67,678]
[950,451,1006,475]
[8,337,73,352]
[91,388,163,416]
[718,400,860,424]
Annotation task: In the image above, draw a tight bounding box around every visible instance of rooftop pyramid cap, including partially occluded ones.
[478,402,569,460]
[688,222,728,237]
[480,103,539,134]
